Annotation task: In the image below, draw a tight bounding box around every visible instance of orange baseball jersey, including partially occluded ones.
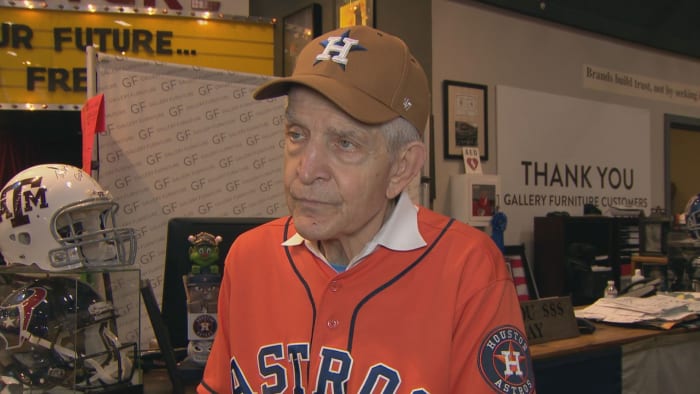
[198,209,535,393]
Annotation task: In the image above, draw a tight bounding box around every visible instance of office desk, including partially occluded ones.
[143,324,700,393]
[531,322,660,359]
[532,323,700,394]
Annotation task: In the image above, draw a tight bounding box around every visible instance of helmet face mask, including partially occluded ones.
[0,277,136,391]
[50,200,136,269]
[74,322,135,389]
[187,340,212,365]
[685,194,700,239]
[0,164,136,271]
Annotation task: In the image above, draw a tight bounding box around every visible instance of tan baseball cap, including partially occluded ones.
[253,25,430,134]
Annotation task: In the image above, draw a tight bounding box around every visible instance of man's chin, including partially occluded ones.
[292,215,331,241]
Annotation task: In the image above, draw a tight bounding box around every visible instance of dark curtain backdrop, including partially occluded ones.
[0,110,82,187]
[0,135,39,187]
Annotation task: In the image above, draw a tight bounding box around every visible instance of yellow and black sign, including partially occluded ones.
[0,7,274,108]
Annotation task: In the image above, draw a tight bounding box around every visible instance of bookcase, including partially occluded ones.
[534,215,639,305]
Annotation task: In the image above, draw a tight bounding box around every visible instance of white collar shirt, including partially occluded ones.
[281,191,427,270]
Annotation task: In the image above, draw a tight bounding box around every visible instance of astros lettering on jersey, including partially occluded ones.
[198,209,535,393]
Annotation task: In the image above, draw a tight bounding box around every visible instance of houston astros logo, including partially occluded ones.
[193,314,217,338]
[315,30,366,69]
[477,325,534,393]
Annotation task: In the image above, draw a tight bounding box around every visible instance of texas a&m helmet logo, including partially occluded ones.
[477,325,535,393]
[0,176,48,228]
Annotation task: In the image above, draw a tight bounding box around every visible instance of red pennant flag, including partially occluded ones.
[80,94,106,175]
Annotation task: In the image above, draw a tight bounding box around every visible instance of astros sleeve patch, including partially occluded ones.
[477,325,535,393]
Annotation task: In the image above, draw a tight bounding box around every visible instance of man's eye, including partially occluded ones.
[288,131,303,141]
[337,138,356,150]
[285,127,305,142]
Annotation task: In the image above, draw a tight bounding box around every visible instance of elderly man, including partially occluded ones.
[199,25,534,394]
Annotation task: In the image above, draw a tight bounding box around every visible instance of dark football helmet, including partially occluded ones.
[685,193,700,239]
[0,277,135,391]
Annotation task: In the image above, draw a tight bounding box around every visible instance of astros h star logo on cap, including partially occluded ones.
[314,30,367,70]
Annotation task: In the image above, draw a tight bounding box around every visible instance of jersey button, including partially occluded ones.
[329,281,341,292]
[327,319,340,329]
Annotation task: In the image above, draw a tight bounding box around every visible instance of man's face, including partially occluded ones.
[284,87,396,243]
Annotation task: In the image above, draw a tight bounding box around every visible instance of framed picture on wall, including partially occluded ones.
[283,4,322,76]
[336,0,374,28]
[639,214,672,256]
[443,80,488,160]
[466,174,500,226]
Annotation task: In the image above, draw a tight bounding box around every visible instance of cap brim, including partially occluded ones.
[253,75,399,125]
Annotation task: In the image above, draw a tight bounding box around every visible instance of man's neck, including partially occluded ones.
[318,198,397,266]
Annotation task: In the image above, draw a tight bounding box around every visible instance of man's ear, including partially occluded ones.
[386,141,426,199]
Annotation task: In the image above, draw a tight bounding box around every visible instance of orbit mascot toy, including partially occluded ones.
[183,232,222,366]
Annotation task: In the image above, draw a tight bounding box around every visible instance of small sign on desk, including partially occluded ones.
[520,296,579,344]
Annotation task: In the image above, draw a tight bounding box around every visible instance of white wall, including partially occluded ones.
[431,0,700,221]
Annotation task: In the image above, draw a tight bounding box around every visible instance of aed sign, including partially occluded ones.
[520,296,579,344]
[0,6,272,108]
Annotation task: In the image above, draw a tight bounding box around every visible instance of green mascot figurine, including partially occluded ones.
[188,232,223,275]
[184,231,222,367]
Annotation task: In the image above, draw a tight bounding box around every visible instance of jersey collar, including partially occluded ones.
[282,191,426,269]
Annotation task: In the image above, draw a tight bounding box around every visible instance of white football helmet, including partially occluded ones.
[0,164,136,271]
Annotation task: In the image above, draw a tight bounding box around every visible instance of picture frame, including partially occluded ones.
[283,4,322,76]
[638,214,672,256]
[336,0,374,28]
[442,80,488,160]
[466,174,500,226]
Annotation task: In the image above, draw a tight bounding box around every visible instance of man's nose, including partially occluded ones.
[296,141,330,184]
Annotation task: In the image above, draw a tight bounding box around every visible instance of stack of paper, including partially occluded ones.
[575,294,700,329]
